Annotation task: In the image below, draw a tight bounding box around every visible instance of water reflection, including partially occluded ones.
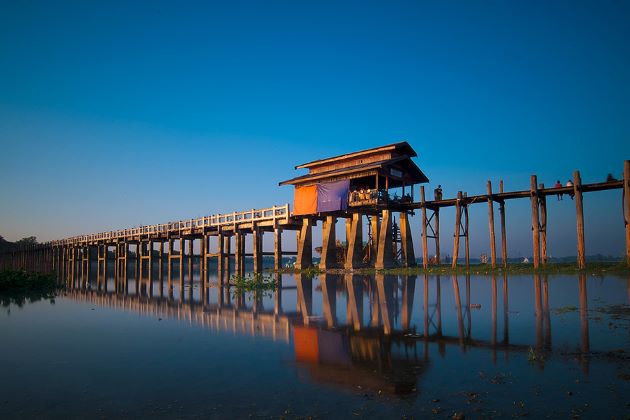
[59,260,630,397]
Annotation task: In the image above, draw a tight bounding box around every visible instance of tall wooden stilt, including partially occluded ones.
[499,180,507,267]
[452,191,463,269]
[530,175,541,269]
[274,227,282,271]
[253,226,262,273]
[434,188,441,265]
[399,211,416,267]
[320,215,337,270]
[375,210,394,269]
[421,186,429,268]
[624,161,630,267]
[345,213,363,270]
[574,171,586,269]
[486,181,497,269]
[463,194,470,269]
[370,215,379,266]
[539,184,548,266]
[296,218,313,270]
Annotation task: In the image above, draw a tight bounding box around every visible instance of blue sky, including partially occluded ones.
[1,1,629,258]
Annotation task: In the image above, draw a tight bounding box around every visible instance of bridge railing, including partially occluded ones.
[51,204,291,246]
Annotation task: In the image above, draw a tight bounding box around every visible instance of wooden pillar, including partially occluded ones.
[234,232,242,275]
[345,213,363,270]
[253,226,262,273]
[217,232,224,274]
[319,215,337,270]
[399,211,416,267]
[433,188,441,264]
[624,161,630,267]
[421,186,429,268]
[452,191,463,269]
[274,227,282,271]
[370,215,379,266]
[200,235,207,284]
[296,218,313,270]
[530,175,541,269]
[539,184,548,265]
[499,180,507,267]
[179,237,184,291]
[463,195,470,269]
[486,181,497,269]
[224,235,231,274]
[574,171,586,269]
[375,210,393,269]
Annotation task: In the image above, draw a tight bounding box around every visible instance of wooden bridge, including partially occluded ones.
[1,142,628,274]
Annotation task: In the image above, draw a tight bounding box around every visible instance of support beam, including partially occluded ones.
[319,216,338,270]
[274,227,282,271]
[217,232,224,274]
[487,181,497,269]
[625,160,630,267]
[574,171,586,269]
[452,191,463,269]
[539,184,548,266]
[370,215,379,266]
[420,186,429,268]
[530,175,541,269]
[253,226,263,273]
[399,211,416,267]
[345,213,363,270]
[296,218,313,270]
[499,180,507,267]
[375,210,394,269]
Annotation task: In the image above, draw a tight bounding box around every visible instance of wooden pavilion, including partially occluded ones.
[279,141,429,215]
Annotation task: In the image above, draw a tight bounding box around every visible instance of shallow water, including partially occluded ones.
[1,261,629,419]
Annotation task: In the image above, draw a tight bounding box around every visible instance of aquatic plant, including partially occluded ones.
[229,273,278,298]
[0,269,58,307]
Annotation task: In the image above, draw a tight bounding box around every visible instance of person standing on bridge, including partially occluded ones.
[554,180,563,200]
[566,179,574,199]
[434,185,443,200]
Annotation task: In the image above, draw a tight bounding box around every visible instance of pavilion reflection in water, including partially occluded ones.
[64,264,598,395]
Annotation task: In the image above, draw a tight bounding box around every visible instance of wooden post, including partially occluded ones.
[375,210,394,269]
[464,194,470,269]
[433,188,441,264]
[224,235,231,275]
[235,231,243,275]
[539,183,548,265]
[253,226,262,273]
[452,191,463,269]
[345,213,363,270]
[296,218,313,270]
[370,215,379,266]
[574,171,586,269]
[217,232,224,274]
[200,235,207,283]
[320,216,337,270]
[530,175,541,269]
[499,181,507,267]
[274,227,282,271]
[421,186,429,268]
[624,161,630,267]
[486,181,497,269]
[399,211,416,267]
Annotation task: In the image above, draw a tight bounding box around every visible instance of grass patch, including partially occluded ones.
[0,269,58,307]
[229,273,278,299]
[277,261,630,276]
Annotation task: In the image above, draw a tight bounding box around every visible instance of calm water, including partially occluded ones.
[1,261,629,419]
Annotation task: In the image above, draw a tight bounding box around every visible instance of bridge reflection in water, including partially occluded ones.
[64,266,598,396]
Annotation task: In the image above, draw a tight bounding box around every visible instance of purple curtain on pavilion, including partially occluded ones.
[316,180,350,212]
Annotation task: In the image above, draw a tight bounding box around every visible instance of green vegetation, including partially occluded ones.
[278,261,630,276]
[229,273,278,298]
[0,269,58,307]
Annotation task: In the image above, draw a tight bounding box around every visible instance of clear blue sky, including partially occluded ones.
[1,1,629,258]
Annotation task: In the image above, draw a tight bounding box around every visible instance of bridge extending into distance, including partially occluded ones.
[1,143,629,276]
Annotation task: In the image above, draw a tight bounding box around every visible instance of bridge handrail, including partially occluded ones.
[50,204,291,246]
